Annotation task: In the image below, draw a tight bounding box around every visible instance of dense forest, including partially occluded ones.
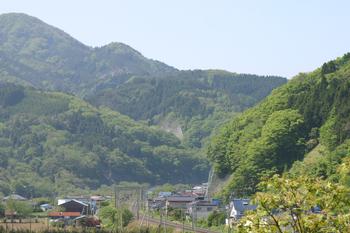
[208,53,350,199]
[88,71,286,147]
[0,83,209,197]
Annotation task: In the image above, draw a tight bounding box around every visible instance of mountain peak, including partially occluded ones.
[0,12,43,22]
[102,42,143,56]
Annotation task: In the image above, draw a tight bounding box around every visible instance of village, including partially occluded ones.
[0,184,257,232]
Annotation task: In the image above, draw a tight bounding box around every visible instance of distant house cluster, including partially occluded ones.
[147,183,220,219]
[147,183,257,225]
[2,188,258,229]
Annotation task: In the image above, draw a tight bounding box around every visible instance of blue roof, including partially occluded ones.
[232,199,257,213]
[40,204,52,207]
[159,192,172,197]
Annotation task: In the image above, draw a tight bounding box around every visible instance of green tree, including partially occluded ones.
[207,211,226,227]
[0,202,5,217]
[237,175,350,233]
[6,200,32,218]
[99,205,133,231]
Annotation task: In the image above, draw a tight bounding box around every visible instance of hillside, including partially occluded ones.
[208,53,350,199]
[0,13,287,148]
[0,83,209,197]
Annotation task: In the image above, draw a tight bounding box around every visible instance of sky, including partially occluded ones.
[1,0,350,78]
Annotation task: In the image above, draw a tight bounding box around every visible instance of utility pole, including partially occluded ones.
[114,186,117,208]
[182,209,185,233]
[191,204,194,230]
[160,210,163,231]
[120,208,123,231]
[137,188,142,220]
[164,203,167,233]
[146,197,149,229]
[163,209,167,233]
[192,202,197,231]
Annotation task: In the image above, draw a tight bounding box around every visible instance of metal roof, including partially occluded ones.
[167,196,196,202]
[48,212,81,217]
[58,199,89,207]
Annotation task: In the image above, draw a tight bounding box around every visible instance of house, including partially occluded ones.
[191,183,208,198]
[58,200,92,215]
[40,203,53,211]
[3,194,27,201]
[226,199,257,225]
[90,195,105,202]
[58,197,97,215]
[158,192,172,198]
[166,196,197,209]
[147,196,166,210]
[187,200,220,219]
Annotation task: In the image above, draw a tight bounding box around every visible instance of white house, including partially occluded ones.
[187,200,220,219]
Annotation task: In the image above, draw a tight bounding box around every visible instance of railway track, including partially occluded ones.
[142,215,221,233]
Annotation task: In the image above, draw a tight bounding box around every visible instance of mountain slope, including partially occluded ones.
[88,70,286,147]
[0,83,208,197]
[208,53,350,198]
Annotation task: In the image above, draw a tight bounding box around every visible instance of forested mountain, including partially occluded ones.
[208,53,350,199]
[0,13,176,93]
[0,83,208,197]
[0,13,287,148]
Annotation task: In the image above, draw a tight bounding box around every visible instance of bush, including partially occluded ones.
[207,211,226,227]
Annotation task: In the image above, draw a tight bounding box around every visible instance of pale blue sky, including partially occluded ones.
[1,0,350,77]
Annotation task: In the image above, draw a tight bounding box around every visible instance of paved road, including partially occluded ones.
[141,215,221,233]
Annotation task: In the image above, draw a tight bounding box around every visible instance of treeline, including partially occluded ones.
[208,53,350,199]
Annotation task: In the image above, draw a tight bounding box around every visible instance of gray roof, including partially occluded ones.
[3,194,27,201]
[167,196,196,202]
[188,200,218,207]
